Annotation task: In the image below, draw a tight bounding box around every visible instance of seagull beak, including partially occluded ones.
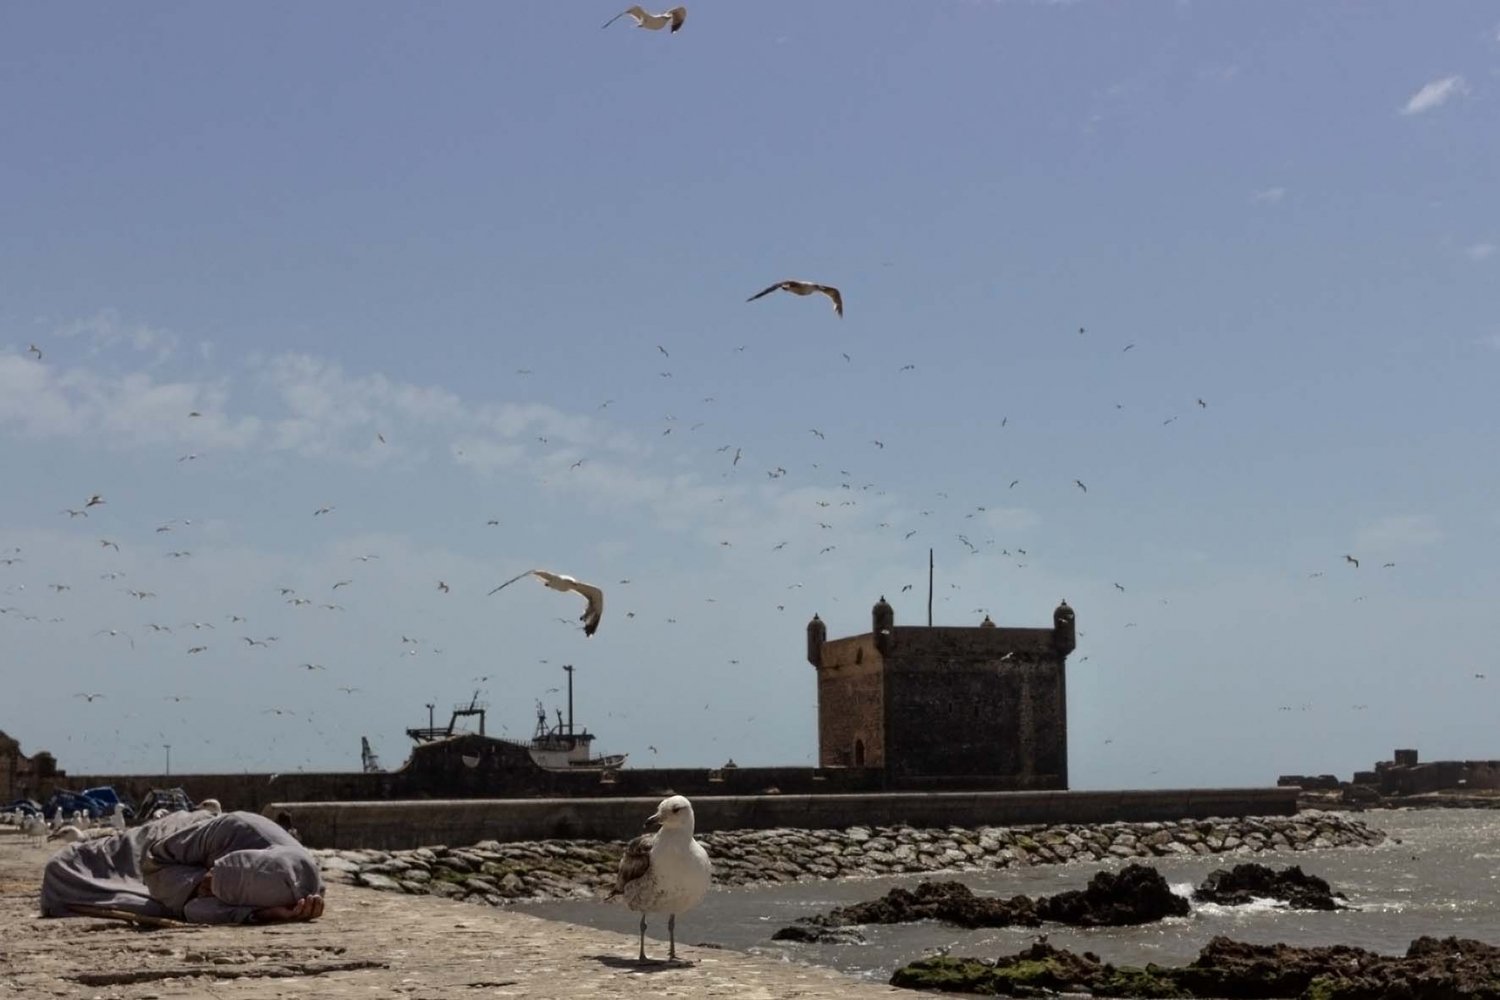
[644,812,663,829]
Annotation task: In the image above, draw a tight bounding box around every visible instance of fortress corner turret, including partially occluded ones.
[872,595,895,654]
[806,613,826,668]
[1052,599,1076,655]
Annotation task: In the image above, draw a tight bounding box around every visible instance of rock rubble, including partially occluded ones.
[311,811,1385,907]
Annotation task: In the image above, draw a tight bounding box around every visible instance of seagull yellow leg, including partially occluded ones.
[638,913,648,962]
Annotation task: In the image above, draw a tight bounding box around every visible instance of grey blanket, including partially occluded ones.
[41,810,322,924]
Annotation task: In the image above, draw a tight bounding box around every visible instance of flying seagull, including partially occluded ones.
[489,569,605,636]
[603,5,686,32]
[746,279,843,317]
[1344,554,1360,569]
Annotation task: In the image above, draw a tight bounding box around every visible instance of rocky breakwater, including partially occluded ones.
[892,936,1500,999]
[312,811,1385,907]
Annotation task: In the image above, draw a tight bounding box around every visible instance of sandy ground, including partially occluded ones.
[0,831,900,1000]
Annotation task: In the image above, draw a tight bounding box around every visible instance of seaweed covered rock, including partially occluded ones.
[890,941,1109,997]
[1171,936,1382,998]
[1035,863,1190,927]
[1192,863,1348,911]
[889,934,1500,999]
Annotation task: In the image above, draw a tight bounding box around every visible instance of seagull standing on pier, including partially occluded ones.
[609,795,712,964]
[489,569,604,636]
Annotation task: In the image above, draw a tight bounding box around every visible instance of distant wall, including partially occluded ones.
[58,763,1018,815]
[264,787,1300,850]
[1378,760,1500,795]
[1,730,63,802]
[53,771,400,815]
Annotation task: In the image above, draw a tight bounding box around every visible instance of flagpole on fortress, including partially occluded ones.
[928,547,934,626]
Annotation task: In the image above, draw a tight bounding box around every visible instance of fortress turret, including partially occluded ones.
[1052,599,1076,655]
[872,596,895,654]
[806,613,826,668]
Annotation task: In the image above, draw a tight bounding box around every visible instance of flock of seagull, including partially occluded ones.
[2,799,223,847]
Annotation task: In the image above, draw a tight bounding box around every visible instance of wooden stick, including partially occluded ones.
[68,903,191,929]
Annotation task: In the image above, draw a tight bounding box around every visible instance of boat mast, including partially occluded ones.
[564,664,575,736]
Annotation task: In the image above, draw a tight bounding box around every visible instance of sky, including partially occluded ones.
[1,2,1497,790]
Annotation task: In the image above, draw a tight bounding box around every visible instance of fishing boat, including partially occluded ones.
[405,665,626,772]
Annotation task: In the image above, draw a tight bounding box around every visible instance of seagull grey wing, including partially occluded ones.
[745,282,785,303]
[612,832,655,896]
[818,285,844,316]
[601,9,630,28]
[669,6,686,31]
[487,569,537,596]
[574,581,605,636]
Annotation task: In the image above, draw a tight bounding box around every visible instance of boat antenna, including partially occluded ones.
[564,664,575,735]
[928,547,934,626]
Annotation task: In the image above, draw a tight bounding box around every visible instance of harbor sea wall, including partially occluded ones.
[54,764,1056,816]
[264,787,1298,850]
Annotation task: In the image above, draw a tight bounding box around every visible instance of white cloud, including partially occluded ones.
[51,308,180,363]
[1399,75,1469,116]
[1465,242,1495,261]
[1251,186,1286,205]
[255,353,638,466]
[1354,515,1444,553]
[0,354,257,448]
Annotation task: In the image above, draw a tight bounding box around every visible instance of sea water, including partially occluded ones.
[519,808,1500,983]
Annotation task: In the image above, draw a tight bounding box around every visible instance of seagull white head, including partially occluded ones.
[645,794,695,832]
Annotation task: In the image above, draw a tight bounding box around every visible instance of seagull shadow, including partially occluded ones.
[587,954,696,972]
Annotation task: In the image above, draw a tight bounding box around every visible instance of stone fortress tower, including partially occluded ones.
[807,597,1076,789]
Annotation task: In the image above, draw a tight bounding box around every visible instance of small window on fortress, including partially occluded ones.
[854,739,866,766]
[855,647,864,665]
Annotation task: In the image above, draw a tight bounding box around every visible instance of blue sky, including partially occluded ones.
[1,2,1496,789]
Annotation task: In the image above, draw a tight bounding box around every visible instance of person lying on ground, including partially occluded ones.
[41,809,325,924]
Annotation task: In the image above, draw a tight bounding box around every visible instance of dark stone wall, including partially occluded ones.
[883,627,1066,785]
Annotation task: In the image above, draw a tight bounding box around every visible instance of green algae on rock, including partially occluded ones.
[889,935,1500,999]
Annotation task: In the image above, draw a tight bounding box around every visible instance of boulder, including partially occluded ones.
[775,865,1186,941]
[1192,863,1348,911]
[1034,864,1190,927]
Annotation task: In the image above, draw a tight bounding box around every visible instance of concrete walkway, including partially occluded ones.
[0,832,900,1000]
